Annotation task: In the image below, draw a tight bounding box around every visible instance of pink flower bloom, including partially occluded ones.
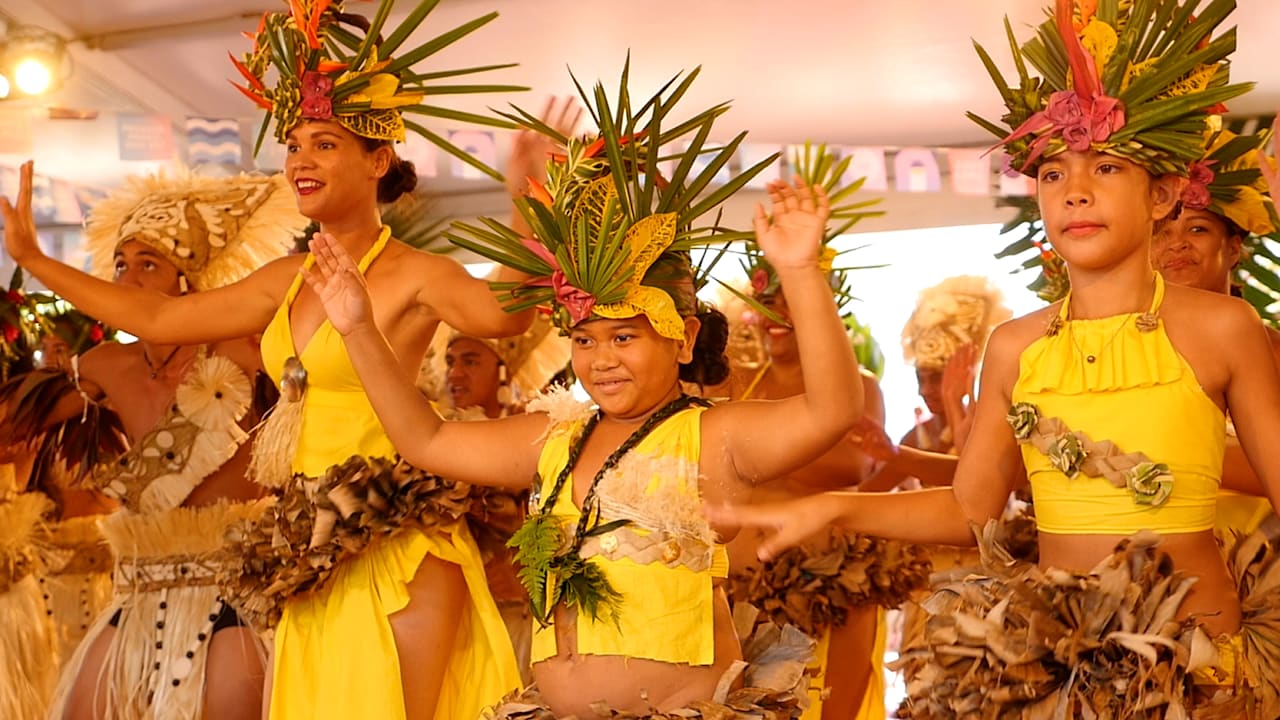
[299,71,335,120]
[1181,161,1216,210]
[1062,124,1093,152]
[751,267,770,295]
[1088,96,1125,142]
[4,290,22,304]
[551,270,596,324]
[1044,91,1084,127]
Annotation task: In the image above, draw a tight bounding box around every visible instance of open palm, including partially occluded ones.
[301,233,375,337]
[0,161,43,265]
[752,176,830,271]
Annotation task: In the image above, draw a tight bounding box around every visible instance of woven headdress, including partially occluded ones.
[231,0,523,180]
[902,276,1012,371]
[422,314,571,408]
[449,60,775,340]
[971,0,1252,177]
[86,171,307,291]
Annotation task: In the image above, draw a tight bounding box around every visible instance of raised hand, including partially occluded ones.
[506,96,582,199]
[1259,115,1278,199]
[941,343,977,450]
[0,161,45,265]
[300,233,375,337]
[752,176,831,272]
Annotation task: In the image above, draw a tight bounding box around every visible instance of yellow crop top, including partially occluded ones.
[530,403,729,666]
[258,227,397,477]
[1012,274,1225,535]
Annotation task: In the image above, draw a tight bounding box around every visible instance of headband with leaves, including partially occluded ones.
[231,0,524,180]
[971,0,1252,177]
[448,59,776,340]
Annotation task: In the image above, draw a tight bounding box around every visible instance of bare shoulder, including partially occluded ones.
[1266,326,1280,369]
[1162,283,1260,339]
[985,306,1056,365]
[78,341,134,376]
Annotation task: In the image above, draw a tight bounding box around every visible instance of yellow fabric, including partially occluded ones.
[1191,633,1244,686]
[260,226,520,720]
[530,404,720,666]
[1013,275,1225,535]
[801,609,887,720]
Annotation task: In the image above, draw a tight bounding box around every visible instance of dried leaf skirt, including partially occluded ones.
[890,524,1280,719]
[39,515,115,665]
[232,457,521,720]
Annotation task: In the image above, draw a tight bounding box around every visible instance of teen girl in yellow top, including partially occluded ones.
[298,69,866,717]
[711,0,1280,716]
[1,2,544,718]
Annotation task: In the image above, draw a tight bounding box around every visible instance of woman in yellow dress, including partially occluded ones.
[0,2,543,718]
[298,70,866,717]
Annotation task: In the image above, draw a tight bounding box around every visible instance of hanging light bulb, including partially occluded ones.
[1,25,66,98]
[12,57,51,95]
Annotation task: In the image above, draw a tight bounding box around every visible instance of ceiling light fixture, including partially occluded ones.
[0,25,69,99]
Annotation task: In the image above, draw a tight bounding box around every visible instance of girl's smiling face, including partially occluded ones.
[570,315,697,422]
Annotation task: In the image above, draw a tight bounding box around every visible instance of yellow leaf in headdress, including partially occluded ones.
[1222,185,1277,237]
[570,176,618,255]
[621,213,677,281]
[1080,19,1117,72]
[592,213,683,340]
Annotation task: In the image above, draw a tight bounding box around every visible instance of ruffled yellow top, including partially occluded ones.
[531,404,729,666]
[1013,275,1225,535]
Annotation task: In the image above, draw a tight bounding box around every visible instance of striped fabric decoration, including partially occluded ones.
[186,117,242,166]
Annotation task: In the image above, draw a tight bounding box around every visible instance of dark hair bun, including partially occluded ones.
[378,157,418,203]
[679,307,730,387]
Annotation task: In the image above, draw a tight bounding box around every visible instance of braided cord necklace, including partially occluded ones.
[514,393,710,627]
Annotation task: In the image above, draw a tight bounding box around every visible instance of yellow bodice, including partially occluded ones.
[530,403,727,666]
[1013,275,1225,535]
[259,227,396,476]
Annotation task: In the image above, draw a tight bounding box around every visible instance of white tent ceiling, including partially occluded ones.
[1,0,1277,197]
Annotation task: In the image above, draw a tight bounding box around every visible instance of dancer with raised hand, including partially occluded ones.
[710,1,1280,716]
[297,67,864,717]
[0,2,546,717]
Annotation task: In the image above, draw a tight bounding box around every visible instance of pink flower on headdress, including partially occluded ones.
[1181,160,1217,209]
[300,71,334,120]
[4,290,23,304]
[552,270,596,324]
[751,268,770,295]
[2,324,17,344]
[89,325,105,343]
[999,89,1127,171]
[1045,92,1084,127]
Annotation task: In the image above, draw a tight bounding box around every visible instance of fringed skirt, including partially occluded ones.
[890,523,1280,719]
[0,491,58,719]
[49,501,265,720]
[39,514,115,665]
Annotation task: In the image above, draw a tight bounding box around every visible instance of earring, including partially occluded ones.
[178,276,189,294]
[497,363,512,407]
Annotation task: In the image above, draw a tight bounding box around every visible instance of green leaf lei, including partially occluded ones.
[509,393,710,629]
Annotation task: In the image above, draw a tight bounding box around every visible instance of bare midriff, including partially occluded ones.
[532,584,742,717]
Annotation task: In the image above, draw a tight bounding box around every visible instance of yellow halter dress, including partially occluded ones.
[259,227,519,720]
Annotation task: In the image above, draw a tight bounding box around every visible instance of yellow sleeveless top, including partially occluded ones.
[260,227,397,476]
[1012,275,1225,535]
[531,404,729,666]
[257,227,520,720]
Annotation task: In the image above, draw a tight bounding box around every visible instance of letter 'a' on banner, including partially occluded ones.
[894,148,941,193]
[186,118,242,167]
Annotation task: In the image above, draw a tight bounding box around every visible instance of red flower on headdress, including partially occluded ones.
[88,325,105,343]
[750,268,770,295]
[4,290,22,304]
[300,71,334,120]
[552,270,596,324]
[2,324,17,344]
[1181,161,1217,209]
